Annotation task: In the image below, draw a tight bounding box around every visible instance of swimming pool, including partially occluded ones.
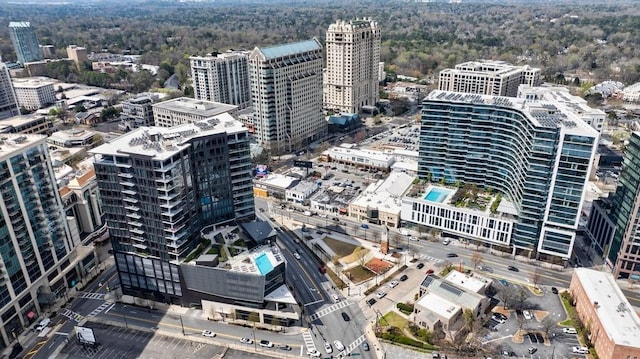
[255,253,274,275]
[424,187,451,203]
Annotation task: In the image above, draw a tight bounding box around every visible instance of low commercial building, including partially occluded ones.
[569,268,640,359]
[12,78,56,110]
[0,114,52,134]
[152,97,238,128]
[309,183,360,214]
[323,146,394,171]
[253,174,298,200]
[327,113,361,133]
[349,171,413,228]
[48,128,99,148]
[286,180,319,204]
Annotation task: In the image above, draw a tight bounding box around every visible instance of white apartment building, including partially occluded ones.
[517,84,606,132]
[12,78,55,110]
[190,50,251,109]
[438,60,541,98]
[0,62,19,120]
[249,39,326,153]
[152,97,238,128]
[323,146,395,170]
[324,18,381,113]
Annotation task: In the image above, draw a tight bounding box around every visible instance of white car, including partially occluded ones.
[563,327,577,334]
[376,291,387,299]
[36,318,51,331]
[201,330,216,337]
[307,349,321,357]
[442,238,451,245]
[324,342,333,354]
[259,340,274,348]
[332,294,340,302]
[334,340,345,351]
[388,280,399,288]
[572,346,589,354]
[293,252,301,260]
[240,337,253,344]
[409,236,418,241]
[523,310,533,320]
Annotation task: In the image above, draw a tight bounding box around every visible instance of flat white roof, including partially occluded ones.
[263,284,297,305]
[444,270,486,294]
[416,292,460,320]
[12,78,54,89]
[49,128,96,142]
[257,173,297,190]
[228,247,284,275]
[326,146,394,163]
[152,97,237,117]
[574,268,640,348]
[0,134,46,160]
[351,171,414,214]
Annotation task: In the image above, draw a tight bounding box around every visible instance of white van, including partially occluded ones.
[563,327,577,334]
[36,318,51,331]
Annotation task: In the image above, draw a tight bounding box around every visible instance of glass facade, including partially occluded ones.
[419,92,596,259]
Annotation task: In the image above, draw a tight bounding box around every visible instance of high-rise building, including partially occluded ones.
[0,62,19,120]
[12,78,55,110]
[324,18,381,114]
[438,60,541,98]
[90,114,255,302]
[407,90,598,261]
[66,45,88,68]
[601,132,640,278]
[8,22,43,65]
[249,39,326,153]
[0,134,79,349]
[190,51,251,109]
[152,97,238,128]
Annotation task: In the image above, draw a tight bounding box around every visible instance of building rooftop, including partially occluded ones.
[90,113,246,161]
[351,171,414,214]
[258,39,321,60]
[574,268,640,348]
[49,128,96,143]
[444,270,488,294]
[421,274,485,310]
[255,173,298,190]
[426,90,598,137]
[228,247,284,276]
[152,97,237,117]
[12,78,54,89]
[416,292,460,320]
[9,21,31,28]
[0,134,46,159]
[325,146,395,163]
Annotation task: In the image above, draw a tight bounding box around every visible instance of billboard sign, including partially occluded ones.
[75,326,96,344]
[255,164,269,177]
[293,160,313,169]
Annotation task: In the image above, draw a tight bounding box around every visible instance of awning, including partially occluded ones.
[27,311,36,319]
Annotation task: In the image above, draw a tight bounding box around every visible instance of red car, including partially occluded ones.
[426,269,435,275]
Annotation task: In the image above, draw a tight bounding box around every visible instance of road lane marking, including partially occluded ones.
[309,300,352,321]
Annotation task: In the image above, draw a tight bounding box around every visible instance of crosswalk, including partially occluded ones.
[79,292,105,300]
[309,300,352,321]
[61,309,84,323]
[302,330,316,352]
[420,254,443,263]
[88,302,111,317]
[344,334,366,355]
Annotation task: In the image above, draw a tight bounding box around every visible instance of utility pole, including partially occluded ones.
[179,315,185,336]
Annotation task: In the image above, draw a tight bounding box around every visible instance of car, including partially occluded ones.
[324,342,333,354]
[563,327,577,334]
[572,346,589,354]
[201,330,216,337]
[332,294,340,302]
[259,340,274,348]
[492,315,506,324]
[501,351,515,357]
[447,253,458,258]
[409,236,418,241]
[279,344,292,351]
[293,252,301,260]
[35,318,51,331]
[528,346,537,354]
[523,310,533,320]
[479,265,493,273]
[376,290,387,299]
[442,238,451,245]
[399,274,408,281]
[240,337,253,344]
[528,333,537,343]
[535,333,544,343]
[362,342,370,351]
[259,208,265,212]
[507,265,519,272]
[432,352,441,359]
[307,349,322,357]
[425,268,435,275]
[498,279,509,286]
[341,312,350,321]
[551,287,559,294]
[366,298,377,306]
[417,263,425,269]
[334,340,345,351]
[388,280,399,288]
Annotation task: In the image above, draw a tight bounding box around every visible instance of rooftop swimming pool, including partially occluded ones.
[424,187,451,203]
[255,253,274,275]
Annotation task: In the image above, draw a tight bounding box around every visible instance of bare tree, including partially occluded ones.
[529,269,542,288]
[512,288,529,311]
[496,285,517,309]
[540,316,556,339]
[353,247,368,267]
[471,252,483,271]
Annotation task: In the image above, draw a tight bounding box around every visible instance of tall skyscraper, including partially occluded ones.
[324,18,381,113]
[190,51,251,109]
[438,60,541,98]
[410,90,598,261]
[0,62,19,120]
[90,114,254,302]
[249,39,326,154]
[8,22,43,65]
[605,132,640,279]
[0,134,77,348]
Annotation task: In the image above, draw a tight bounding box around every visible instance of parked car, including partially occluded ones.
[551,287,559,294]
[523,310,533,320]
[417,263,425,269]
[334,340,345,351]
[366,298,377,306]
[324,342,333,354]
[260,340,274,348]
[341,312,350,321]
[426,269,435,275]
[201,330,216,337]
[563,327,577,334]
[332,294,340,302]
[362,342,370,351]
[528,346,537,354]
[498,279,509,286]
[240,338,253,344]
[36,318,51,332]
[507,265,519,272]
[447,253,458,258]
[572,346,589,354]
[279,344,292,351]
[528,333,537,343]
[376,291,387,299]
[442,238,451,245]
[399,274,409,281]
[307,349,321,357]
[388,280,399,288]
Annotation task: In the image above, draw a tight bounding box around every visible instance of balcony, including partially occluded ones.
[119,181,135,187]
[158,192,180,201]
[122,189,137,196]
[117,172,134,179]
[129,221,143,227]
[124,205,139,212]
[132,243,147,250]
[130,228,144,235]
[123,197,138,203]
[126,212,142,220]
[131,236,146,243]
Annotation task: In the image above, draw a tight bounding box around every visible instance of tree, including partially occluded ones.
[353,247,368,267]
[496,285,517,309]
[540,316,556,339]
[471,252,483,271]
[513,288,529,311]
[529,269,541,288]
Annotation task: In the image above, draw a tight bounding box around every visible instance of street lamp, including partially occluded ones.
[179,315,185,336]
[122,305,129,329]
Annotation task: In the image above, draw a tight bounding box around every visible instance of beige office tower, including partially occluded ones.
[66,45,88,68]
[324,18,381,114]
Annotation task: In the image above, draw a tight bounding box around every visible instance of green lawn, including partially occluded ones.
[379,311,408,330]
[344,265,376,284]
[322,237,358,258]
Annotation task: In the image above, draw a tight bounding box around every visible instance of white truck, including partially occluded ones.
[304,211,312,216]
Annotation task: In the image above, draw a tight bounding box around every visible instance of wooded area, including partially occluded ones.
[2,0,640,84]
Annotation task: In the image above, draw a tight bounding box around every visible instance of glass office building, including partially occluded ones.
[418,91,598,260]
[91,114,254,303]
